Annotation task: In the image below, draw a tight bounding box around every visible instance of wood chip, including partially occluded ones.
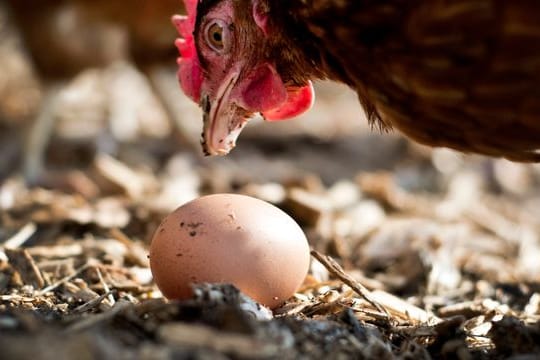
[285,188,331,226]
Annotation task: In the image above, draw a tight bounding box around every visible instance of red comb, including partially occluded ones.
[173,0,203,102]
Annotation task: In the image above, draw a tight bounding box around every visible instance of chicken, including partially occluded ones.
[174,0,540,161]
[6,0,182,77]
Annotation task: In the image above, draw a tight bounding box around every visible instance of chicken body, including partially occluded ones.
[290,0,540,161]
[6,0,182,77]
[178,0,540,161]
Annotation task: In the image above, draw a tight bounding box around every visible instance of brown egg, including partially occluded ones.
[149,194,310,308]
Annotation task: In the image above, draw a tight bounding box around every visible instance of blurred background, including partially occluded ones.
[1,0,540,302]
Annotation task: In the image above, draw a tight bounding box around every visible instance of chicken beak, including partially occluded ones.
[200,73,252,156]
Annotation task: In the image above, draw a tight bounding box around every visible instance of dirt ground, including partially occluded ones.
[1,2,540,359]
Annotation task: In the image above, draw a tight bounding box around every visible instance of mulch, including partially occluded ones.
[1,2,540,359]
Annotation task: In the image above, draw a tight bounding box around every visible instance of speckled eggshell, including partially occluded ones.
[149,193,310,308]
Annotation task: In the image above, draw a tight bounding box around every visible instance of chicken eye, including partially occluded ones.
[205,20,229,53]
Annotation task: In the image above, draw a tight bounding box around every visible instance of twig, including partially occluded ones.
[66,299,131,333]
[2,222,37,249]
[311,250,390,321]
[37,263,90,296]
[72,290,115,314]
[0,294,35,302]
[95,266,116,306]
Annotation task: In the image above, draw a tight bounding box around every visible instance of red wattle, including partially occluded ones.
[263,82,315,121]
[241,64,287,112]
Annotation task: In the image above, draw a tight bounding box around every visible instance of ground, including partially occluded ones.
[1,2,540,359]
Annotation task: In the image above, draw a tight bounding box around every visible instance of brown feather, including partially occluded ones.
[272,0,540,161]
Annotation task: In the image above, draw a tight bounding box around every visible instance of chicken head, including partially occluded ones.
[174,0,314,156]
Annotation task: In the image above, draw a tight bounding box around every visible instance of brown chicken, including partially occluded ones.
[6,0,182,77]
[174,0,540,161]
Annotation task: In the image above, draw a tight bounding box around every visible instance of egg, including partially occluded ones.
[149,193,310,308]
